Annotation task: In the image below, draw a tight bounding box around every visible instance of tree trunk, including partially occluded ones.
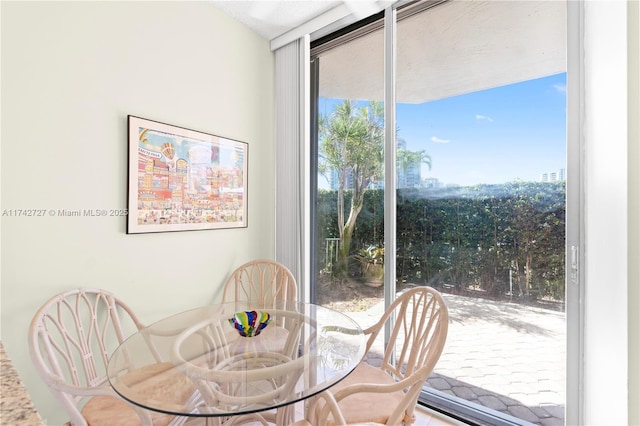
[336,185,365,278]
[524,253,532,297]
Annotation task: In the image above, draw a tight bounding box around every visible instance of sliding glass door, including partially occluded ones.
[311,1,567,424]
[395,2,567,424]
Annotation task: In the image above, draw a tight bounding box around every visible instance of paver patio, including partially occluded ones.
[345,290,566,425]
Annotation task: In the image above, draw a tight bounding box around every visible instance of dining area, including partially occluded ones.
[24,260,449,426]
[2,0,638,424]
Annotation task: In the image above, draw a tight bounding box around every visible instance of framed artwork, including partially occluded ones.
[127,115,248,234]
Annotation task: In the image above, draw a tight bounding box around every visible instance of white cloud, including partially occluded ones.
[553,83,567,93]
[431,136,450,144]
[475,114,494,122]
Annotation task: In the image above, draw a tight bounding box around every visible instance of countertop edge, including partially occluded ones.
[1,342,44,425]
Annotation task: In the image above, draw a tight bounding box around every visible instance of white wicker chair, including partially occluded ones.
[222,259,297,306]
[290,390,385,426]
[312,286,449,426]
[28,288,193,426]
[221,260,298,424]
[221,259,298,353]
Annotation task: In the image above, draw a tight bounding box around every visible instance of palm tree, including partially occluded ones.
[319,100,384,278]
[397,147,431,188]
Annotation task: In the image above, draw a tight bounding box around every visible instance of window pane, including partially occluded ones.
[313,22,385,326]
[396,1,567,424]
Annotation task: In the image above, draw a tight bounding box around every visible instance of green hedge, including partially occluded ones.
[317,181,566,302]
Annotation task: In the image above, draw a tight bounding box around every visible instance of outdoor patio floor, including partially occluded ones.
[345,291,566,426]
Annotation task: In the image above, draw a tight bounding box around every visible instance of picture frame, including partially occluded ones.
[127,115,248,234]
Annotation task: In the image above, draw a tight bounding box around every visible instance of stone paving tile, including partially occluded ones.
[508,393,533,403]
[425,373,565,426]
[429,377,453,391]
[452,386,479,400]
[540,404,565,419]
[508,405,542,423]
[495,395,522,407]
[538,417,565,426]
[529,406,553,419]
[536,391,561,404]
[477,395,508,411]
[471,386,498,397]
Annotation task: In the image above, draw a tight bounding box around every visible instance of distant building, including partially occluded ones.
[540,168,566,182]
[397,163,421,188]
[396,140,422,188]
[422,177,441,188]
[328,167,355,190]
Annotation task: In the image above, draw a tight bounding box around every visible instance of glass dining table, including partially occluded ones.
[107,300,366,426]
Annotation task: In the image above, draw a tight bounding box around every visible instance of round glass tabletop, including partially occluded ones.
[107,301,366,419]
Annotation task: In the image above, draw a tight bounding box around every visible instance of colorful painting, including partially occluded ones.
[127,116,248,234]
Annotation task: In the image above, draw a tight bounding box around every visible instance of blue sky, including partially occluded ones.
[319,72,567,188]
[398,73,567,186]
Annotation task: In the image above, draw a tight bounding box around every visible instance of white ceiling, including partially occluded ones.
[210,1,350,40]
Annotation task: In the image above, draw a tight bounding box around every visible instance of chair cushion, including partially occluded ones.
[82,395,163,426]
[83,362,195,426]
[324,362,406,425]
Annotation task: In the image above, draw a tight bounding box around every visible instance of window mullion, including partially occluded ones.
[383,6,398,345]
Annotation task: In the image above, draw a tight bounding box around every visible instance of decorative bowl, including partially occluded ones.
[228,310,272,337]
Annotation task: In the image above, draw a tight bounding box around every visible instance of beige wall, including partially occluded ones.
[0,1,275,424]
